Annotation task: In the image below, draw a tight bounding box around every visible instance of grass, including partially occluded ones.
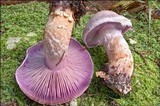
[1,1,160,106]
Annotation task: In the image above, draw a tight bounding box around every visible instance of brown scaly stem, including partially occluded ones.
[44,1,74,69]
[96,25,133,95]
[44,1,87,69]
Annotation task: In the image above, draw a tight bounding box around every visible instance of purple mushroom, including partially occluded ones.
[16,1,93,105]
[83,10,134,95]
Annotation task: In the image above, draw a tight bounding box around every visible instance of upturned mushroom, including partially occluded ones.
[83,10,134,95]
[16,1,93,105]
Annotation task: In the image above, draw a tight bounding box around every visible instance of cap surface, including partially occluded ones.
[15,38,93,105]
[83,10,132,48]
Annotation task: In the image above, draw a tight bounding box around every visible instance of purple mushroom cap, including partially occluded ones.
[83,10,132,48]
[16,38,93,105]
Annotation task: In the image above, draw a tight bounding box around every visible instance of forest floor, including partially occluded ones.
[1,1,160,106]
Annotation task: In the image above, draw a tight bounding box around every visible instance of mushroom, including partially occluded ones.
[16,1,93,105]
[83,10,134,95]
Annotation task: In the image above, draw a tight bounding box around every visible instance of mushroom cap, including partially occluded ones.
[83,10,132,48]
[15,38,93,105]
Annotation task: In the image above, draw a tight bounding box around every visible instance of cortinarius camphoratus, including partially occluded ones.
[83,10,134,95]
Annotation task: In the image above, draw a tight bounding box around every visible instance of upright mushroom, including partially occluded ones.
[83,10,134,95]
[16,1,93,105]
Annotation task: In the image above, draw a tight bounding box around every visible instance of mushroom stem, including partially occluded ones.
[97,24,134,95]
[44,3,74,69]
